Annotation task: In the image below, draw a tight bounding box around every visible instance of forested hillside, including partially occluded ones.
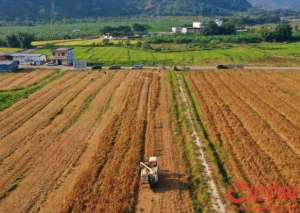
[249,0,300,9]
[0,0,251,21]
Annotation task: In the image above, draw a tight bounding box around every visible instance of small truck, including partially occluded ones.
[140,156,158,188]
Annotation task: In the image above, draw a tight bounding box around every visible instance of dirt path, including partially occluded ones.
[136,72,193,213]
[175,73,226,213]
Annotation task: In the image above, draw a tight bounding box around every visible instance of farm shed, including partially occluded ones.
[0,61,19,72]
[10,53,47,65]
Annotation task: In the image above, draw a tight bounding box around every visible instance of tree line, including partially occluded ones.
[0,33,34,48]
[145,23,296,45]
[100,23,149,36]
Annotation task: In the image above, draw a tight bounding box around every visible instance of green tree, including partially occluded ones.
[132,23,148,34]
[220,22,236,35]
[261,27,275,42]
[0,38,7,47]
[17,33,34,48]
[261,24,293,42]
[203,21,220,35]
[6,34,20,48]
[273,24,292,42]
[100,25,133,36]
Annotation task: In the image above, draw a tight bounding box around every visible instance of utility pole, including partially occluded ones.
[50,0,57,39]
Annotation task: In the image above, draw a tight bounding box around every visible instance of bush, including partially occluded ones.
[6,33,34,48]
[261,24,293,42]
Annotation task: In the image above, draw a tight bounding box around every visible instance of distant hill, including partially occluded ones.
[249,0,300,9]
[0,0,251,21]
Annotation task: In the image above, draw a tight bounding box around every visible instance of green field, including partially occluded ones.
[34,42,300,66]
[0,17,197,41]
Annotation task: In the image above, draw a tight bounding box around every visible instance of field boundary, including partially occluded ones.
[176,71,226,212]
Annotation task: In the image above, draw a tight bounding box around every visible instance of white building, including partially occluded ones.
[181,27,202,34]
[215,19,223,27]
[172,27,182,34]
[193,22,203,28]
[9,53,47,65]
[172,21,204,34]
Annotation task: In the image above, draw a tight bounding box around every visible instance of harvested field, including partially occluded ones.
[0,70,193,213]
[0,69,57,91]
[188,70,300,211]
[0,69,299,213]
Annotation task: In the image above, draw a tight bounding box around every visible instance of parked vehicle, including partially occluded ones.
[47,62,58,67]
[217,64,245,69]
[109,65,121,70]
[216,64,229,69]
[132,64,144,69]
[92,65,102,70]
[30,61,44,66]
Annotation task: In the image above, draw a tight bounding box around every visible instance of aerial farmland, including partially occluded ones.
[0,68,299,212]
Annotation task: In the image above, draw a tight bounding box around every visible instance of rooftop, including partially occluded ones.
[0,60,18,65]
[0,53,45,57]
[10,53,45,57]
[53,48,73,52]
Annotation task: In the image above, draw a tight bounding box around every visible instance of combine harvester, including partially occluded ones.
[140,156,159,188]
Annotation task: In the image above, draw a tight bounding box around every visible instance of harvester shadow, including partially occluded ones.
[153,170,189,193]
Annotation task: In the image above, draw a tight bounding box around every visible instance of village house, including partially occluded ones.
[10,53,47,65]
[172,19,223,34]
[51,48,75,65]
[0,53,47,65]
[172,21,204,34]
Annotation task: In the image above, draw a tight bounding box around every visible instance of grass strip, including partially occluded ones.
[181,72,231,186]
[0,70,65,111]
[0,174,24,200]
[168,71,210,212]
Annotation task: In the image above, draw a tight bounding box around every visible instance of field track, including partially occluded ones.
[0,69,299,212]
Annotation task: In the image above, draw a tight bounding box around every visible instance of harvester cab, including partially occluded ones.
[140,156,158,188]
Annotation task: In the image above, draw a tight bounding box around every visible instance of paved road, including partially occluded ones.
[19,64,300,71]
[18,46,43,54]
